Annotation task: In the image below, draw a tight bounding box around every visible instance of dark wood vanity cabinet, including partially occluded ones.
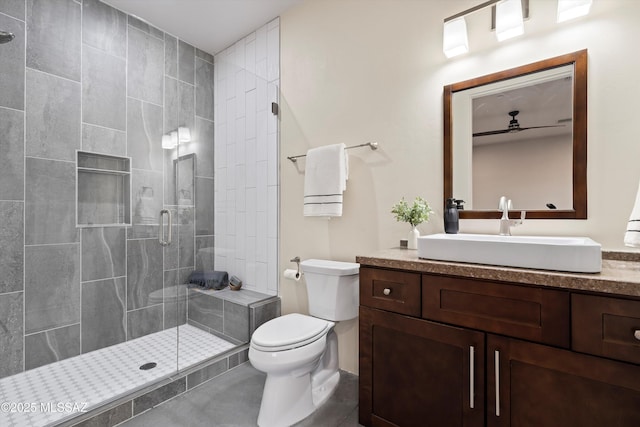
[360,306,485,427]
[359,266,640,427]
[487,334,640,427]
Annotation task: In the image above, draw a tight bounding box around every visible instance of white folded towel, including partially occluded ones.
[625,179,640,247]
[303,143,348,217]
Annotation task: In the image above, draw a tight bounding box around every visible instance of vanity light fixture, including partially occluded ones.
[442,0,592,57]
[162,134,174,150]
[161,127,191,150]
[557,0,592,23]
[442,0,528,58]
[443,17,469,58]
[178,126,191,143]
[495,0,525,41]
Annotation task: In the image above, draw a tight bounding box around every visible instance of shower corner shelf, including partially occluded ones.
[76,151,132,228]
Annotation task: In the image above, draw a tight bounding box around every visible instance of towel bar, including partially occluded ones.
[287,142,378,163]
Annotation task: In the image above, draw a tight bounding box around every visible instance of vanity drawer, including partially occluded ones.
[573,294,640,364]
[422,274,570,347]
[360,267,421,316]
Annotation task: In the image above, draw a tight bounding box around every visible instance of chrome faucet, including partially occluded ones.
[498,196,525,236]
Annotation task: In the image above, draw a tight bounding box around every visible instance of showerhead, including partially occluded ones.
[0,31,15,44]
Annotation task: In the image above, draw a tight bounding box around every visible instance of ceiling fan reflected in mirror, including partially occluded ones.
[473,110,565,138]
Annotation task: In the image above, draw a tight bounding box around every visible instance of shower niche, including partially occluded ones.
[76,151,132,227]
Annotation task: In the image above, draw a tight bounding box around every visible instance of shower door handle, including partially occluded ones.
[159,209,172,246]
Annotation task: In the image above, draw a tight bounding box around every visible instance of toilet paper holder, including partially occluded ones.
[290,256,301,276]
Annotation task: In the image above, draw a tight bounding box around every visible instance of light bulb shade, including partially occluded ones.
[557,0,592,23]
[162,134,174,149]
[170,131,178,147]
[443,18,469,58]
[178,126,191,143]
[496,0,524,42]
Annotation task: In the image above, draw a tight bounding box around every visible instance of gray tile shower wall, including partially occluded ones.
[162,271,188,329]
[127,239,163,310]
[0,12,24,110]
[81,277,127,353]
[25,324,81,371]
[0,292,23,379]
[0,0,25,21]
[24,244,80,334]
[0,0,216,379]
[127,26,164,106]
[127,98,164,171]
[82,44,126,130]
[81,123,126,156]
[25,68,81,161]
[178,40,196,85]
[82,0,127,58]
[0,107,24,200]
[25,157,78,245]
[26,0,81,82]
[0,202,24,294]
[81,228,126,282]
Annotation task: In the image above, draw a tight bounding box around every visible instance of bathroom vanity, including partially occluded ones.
[357,249,640,427]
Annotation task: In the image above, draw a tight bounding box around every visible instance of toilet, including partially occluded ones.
[249,259,359,427]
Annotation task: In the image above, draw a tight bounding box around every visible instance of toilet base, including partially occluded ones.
[257,372,315,427]
[255,331,341,427]
[256,369,341,427]
[312,370,340,409]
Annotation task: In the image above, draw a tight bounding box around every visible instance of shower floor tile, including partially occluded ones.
[0,325,235,427]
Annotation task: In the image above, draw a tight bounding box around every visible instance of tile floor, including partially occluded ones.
[0,325,235,427]
[119,363,362,427]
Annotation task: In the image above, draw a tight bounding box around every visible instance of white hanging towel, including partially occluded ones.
[625,179,640,247]
[303,143,348,217]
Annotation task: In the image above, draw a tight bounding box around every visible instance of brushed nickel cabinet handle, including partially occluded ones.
[470,346,475,409]
[495,350,501,417]
[383,288,391,296]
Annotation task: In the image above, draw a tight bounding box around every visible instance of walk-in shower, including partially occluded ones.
[0,1,280,426]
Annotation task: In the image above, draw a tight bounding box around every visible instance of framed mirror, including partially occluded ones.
[444,50,587,219]
[174,153,196,206]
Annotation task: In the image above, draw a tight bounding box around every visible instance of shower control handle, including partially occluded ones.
[159,209,172,246]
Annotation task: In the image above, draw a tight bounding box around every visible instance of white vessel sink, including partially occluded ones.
[417,233,602,273]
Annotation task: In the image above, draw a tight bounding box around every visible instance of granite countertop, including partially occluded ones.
[356,248,640,298]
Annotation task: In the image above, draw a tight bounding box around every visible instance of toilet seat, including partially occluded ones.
[251,313,333,352]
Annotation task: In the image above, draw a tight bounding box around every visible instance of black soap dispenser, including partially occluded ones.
[444,198,464,234]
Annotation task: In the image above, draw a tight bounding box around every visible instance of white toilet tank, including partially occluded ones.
[300,259,360,321]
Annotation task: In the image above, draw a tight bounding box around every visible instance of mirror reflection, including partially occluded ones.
[444,50,587,220]
[457,65,573,210]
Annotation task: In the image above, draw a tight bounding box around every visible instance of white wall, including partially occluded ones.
[214,19,280,296]
[472,135,573,210]
[280,0,640,373]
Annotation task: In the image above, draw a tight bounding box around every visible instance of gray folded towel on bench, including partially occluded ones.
[187,270,228,290]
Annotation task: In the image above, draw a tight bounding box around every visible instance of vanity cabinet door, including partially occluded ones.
[359,306,484,427]
[487,334,640,427]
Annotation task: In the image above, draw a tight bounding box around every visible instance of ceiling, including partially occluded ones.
[102,0,303,55]
[472,76,573,146]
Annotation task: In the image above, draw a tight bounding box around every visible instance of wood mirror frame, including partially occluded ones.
[443,49,587,219]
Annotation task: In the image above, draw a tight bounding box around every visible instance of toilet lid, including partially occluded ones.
[251,313,333,351]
